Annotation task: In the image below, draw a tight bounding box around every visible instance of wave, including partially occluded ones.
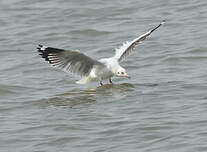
[70,29,112,36]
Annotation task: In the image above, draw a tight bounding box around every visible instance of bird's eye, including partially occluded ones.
[118,72,120,74]
[121,72,124,74]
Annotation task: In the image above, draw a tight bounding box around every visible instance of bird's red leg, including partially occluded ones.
[100,81,103,86]
[109,78,113,84]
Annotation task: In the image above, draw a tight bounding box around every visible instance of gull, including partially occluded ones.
[37,21,165,86]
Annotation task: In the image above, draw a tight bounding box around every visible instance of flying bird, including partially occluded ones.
[37,21,165,86]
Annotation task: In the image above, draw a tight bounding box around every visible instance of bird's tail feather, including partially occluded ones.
[76,77,91,84]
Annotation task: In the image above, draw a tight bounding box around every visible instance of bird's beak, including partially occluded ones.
[125,74,130,79]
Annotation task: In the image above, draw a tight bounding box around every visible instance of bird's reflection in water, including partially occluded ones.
[46,83,135,108]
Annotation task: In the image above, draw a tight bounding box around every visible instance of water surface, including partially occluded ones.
[1,0,207,151]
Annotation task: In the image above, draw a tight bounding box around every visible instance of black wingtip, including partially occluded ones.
[37,44,43,50]
[150,20,165,33]
[161,20,166,25]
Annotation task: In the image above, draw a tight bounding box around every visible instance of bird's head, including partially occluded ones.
[115,67,130,79]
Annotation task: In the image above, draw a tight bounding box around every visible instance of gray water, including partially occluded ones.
[1,0,207,151]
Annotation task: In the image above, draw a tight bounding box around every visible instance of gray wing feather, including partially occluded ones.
[37,45,102,77]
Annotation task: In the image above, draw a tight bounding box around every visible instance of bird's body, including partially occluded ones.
[77,60,114,84]
[37,21,165,86]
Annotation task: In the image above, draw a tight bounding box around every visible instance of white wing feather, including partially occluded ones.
[114,20,165,62]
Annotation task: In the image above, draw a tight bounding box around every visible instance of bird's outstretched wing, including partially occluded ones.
[114,20,165,62]
[37,45,102,77]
